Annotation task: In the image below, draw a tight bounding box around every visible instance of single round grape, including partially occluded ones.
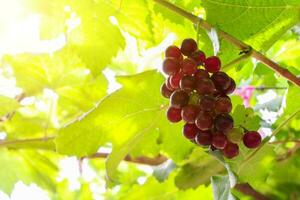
[160,83,174,98]
[222,142,239,159]
[167,107,182,123]
[181,58,197,75]
[224,78,236,95]
[183,123,199,139]
[214,114,234,133]
[170,90,189,108]
[181,105,199,123]
[227,128,244,143]
[165,77,174,90]
[195,131,212,146]
[204,56,221,73]
[190,50,206,66]
[243,131,262,148]
[165,45,182,60]
[194,69,210,81]
[212,134,228,150]
[195,78,215,95]
[211,72,231,92]
[180,75,195,92]
[199,95,215,112]
[162,58,180,75]
[195,112,213,131]
[215,96,232,114]
[170,72,183,89]
[180,38,198,56]
[188,92,201,105]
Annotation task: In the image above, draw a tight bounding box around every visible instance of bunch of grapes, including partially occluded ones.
[160,38,262,159]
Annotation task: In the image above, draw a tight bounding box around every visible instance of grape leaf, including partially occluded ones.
[0,95,19,117]
[232,105,260,130]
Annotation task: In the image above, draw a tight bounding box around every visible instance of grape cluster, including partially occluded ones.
[160,38,262,159]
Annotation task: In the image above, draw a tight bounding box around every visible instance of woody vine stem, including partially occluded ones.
[153,0,300,88]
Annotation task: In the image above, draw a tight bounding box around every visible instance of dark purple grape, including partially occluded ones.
[167,107,182,123]
[162,58,180,75]
[199,95,215,112]
[160,83,174,98]
[215,96,232,114]
[243,131,262,148]
[181,105,199,123]
[211,72,231,92]
[212,134,228,150]
[214,114,233,134]
[183,123,199,139]
[165,77,174,90]
[180,75,195,92]
[190,50,206,66]
[194,69,210,81]
[224,78,236,95]
[204,56,221,73]
[195,131,212,146]
[165,45,182,60]
[180,38,198,56]
[170,90,189,108]
[222,142,239,159]
[181,58,197,75]
[169,72,183,89]
[195,112,213,131]
[195,78,215,95]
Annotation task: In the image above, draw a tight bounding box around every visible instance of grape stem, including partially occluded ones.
[153,0,300,87]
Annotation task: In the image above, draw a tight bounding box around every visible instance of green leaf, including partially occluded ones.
[232,105,260,130]
[211,175,235,200]
[202,0,300,50]
[0,95,19,117]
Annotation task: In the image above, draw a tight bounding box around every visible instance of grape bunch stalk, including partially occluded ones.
[160,38,262,159]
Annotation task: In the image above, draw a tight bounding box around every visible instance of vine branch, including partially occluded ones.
[153,0,300,87]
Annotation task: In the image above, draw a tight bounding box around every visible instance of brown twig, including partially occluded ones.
[0,92,26,122]
[277,143,300,162]
[234,183,270,200]
[153,0,300,87]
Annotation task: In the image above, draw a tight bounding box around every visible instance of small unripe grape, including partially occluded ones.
[183,123,199,139]
[165,45,182,60]
[195,131,212,146]
[181,58,197,75]
[181,105,199,123]
[214,114,234,134]
[190,50,206,66]
[194,69,210,81]
[195,78,215,95]
[195,112,213,131]
[222,142,239,159]
[180,75,195,92]
[204,56,221,73]
[212,134,228,150]
[167,107,182,123]
[180,38,198,56]
[243,131,262,148]
[188,92,201,105]
[227,128,243,143]
[160,83,174,98]
[211,72,231,92]
[162,58,180,75]
[215,96,232,113]
[199,95,215,112]
[170,90,189,108]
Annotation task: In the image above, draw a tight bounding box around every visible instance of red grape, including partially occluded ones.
[195,78,215,95]
[215,96,232,113]
[170,90,189,108]
[194,69,210,81]
[162,58,180,75]
[180,38,198,56]
[167,107,182,123]
[170,72,183,89]
[165,45,182,60]
[195,131,212,146]
[212,134,228,150]
[224,78,236,95]
[243,131,262,148]
[181,105,199,123]
[190,50,206,66]
[183,123,199,139]
[165,77,174,90]
[180,75,195,92]
[181,58,197,75]
[199,95,215,112]
[204,56,221,73]
[195,112,213,131]
[214,114,233,133]
[222,142,239,158]
[161,83,174,98]
[211,72,231,92]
